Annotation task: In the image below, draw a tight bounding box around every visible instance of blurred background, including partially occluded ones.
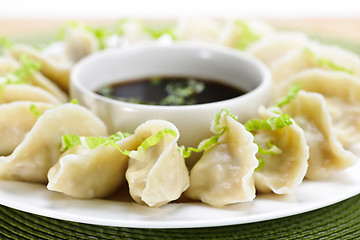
[0,0,359,43]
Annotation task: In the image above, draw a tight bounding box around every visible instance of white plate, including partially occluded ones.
[0,162,359,229]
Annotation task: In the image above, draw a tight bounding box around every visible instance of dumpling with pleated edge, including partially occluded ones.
[217,19,274,50]
[7,44,71,92]
[250,106,309,194]
[275,69,360,154]
[246,32,310,66]
[175,18,223,43]
[0,84,61,104]
[0,57,18,75]
[47,133,142,199]
[0,103,107,183]
[63,26,100,62]
[185,109,258,207]
[281,90,357,180]
[0,101,54,156]
[125,119,190,207]
[0,56,68,103]
[271,42,360,83]
[7,25,99,91]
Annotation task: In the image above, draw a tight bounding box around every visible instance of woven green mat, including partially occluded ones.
[1,194,359,239]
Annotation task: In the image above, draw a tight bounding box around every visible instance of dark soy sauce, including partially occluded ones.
[96,76,247,106]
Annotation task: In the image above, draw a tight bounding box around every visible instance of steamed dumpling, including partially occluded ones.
[119,20,157,44]
[281,90,357,179]
[246,32,309,66]
[64,27,99,62]
[186,110,258,207]
[175,18,223,43]
[126,120,189,207]
[25,72,68,103]
[271,42,360,83]
[8,44,72,91]
[0,84,62,104]
[0,56,67,102]
[0,101,54,156]
[175,18,273,50]
[218,19,274,49]
[0,103,107,183]
[254,107,309,194]
[8,25,101,91]
[0,57,19,75]
[275,69,360,151]
[47,134,141,199]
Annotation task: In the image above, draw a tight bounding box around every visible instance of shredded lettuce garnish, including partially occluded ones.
[255,141,283,171]
[179,109,236,158]
[12,54,41,80]
[245,115,291,170]
[179,129,226,158]
[116,19,177,40]
[2,54,41,86]
[235,20,260,51]
[211,108,237,135]
[0,54,41,96]
[133,128,177,155]
[60,131,132,153]
[29,104,42,118]
[60,128,177,159]
[0,36,13,52]
[69,98,79,104]
[274,82,301,108]
[142,24,177,40]
[108,131,132,142]
[257,140,282,155]
[58,21,112,50]
[244,114,292,132]
[161,78,205,106]
[304,48,354,74]
[256,158,265,171]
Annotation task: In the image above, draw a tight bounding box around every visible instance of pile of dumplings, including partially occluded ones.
[0,19,359,208]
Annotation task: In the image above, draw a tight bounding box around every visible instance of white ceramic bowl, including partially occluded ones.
[70,43,271,147]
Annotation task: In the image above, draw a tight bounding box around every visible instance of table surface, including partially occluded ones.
[0,18,360,239]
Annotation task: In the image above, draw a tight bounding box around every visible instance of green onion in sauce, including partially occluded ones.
[96,76,247,106]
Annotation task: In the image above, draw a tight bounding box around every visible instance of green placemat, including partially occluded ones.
[1,194,359,239]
